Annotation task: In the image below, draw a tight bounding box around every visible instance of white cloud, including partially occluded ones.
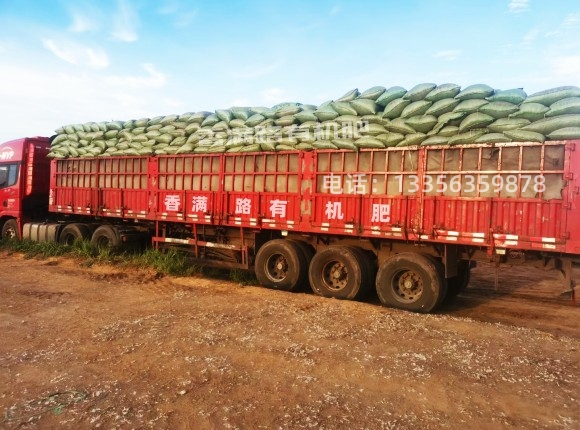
[69,10,99,33]
[522,27,540,47]
[508,0,529,13]
[42,39,109,69]
[563,13,580,28]
[433,50,461,61]
[261,88,287,105]
[111,0,138,42]
[105,63,166,89]
[552,55,580,77]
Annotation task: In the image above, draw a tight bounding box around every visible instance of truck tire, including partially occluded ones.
[1,219,19,240]
[308,246,373,300]
[255,239,308,292]
[376,253,445,313]
[288,240,315,290]
[90,225,121,250]
[444,260,471,301]
[59,223,91,245]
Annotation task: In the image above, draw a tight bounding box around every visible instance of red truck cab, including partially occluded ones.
[0,137,51,238]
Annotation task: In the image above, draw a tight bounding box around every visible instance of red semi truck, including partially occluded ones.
[1,136,578,312]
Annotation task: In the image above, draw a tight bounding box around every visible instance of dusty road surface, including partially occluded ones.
[0,251,578,429]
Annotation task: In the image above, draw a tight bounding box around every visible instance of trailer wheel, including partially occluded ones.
[255,239,307,291]
[376,253,445,313]
[445,261,471,301]
[1,219,19,240]
[90,225,121,250]
[289,240,315,290]
[59,223,91,245]
[308,246,373,300]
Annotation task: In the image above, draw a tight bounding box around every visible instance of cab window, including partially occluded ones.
[0,164,19,189]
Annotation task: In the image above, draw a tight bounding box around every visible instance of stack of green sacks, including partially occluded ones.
[48,84,580,158]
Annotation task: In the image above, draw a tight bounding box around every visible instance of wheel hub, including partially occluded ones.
[395,270,423,302]
[267,254,288,281]
[322,262,348,291]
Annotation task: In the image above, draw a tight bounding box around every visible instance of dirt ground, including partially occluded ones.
[0,251,578,429]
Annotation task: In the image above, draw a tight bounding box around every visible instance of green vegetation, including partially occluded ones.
[0,239,251,281]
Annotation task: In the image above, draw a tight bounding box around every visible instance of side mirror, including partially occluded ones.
[0,169,7,187]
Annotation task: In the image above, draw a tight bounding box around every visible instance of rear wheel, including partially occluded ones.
[59,223,91,245]
[445,260,471,301]
[1,219,19,240]
[376,253,446,313]
[308,246,373,300]
[90,225,121,250]
[255,239,308,291]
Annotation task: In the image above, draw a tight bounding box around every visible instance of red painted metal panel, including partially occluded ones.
[259,192,301,228]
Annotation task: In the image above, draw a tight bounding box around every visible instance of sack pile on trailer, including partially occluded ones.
[48,84,580,158]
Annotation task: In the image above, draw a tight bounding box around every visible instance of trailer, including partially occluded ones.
[1,136,579,312]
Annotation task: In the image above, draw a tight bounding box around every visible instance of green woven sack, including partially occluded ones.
[383,98,411,119]
[354,136,385,148]
[376,86,407,106]
[294,110,318,123]
[335,88,360,102]
[436,126,460,137]
[331,101,358,116]
[510,103,549,121]
[314,106,340,121]
[160,114,179,125]
[448,130,487,145]
[385,118,415,135]
[546,97,580,117]
[523,86,580,106]
[455,84,494,100]
[189,112,212,123]
[276,105,302,117]
[404,83,437,102]
[405,115,438,133]
[488,118,531,132]
[275,115,297,126]
[400,100,432,118]
[521,114,580,134]
[425,83,461,102]
[349,98,379,115]
[425,98,460,116]
[313,140,338,150]
[398,133,427,146]
[201,114,220,127]
[479,101,519,119]
[487,88,527,105]
[361,123,388,136]
[453,99,489,114]
[547,127,580,140]
[215,109,233,123]
[358,86,386,100]
[459,113,494,132]
[385,133,405,147]
[231,107,252,121]
[333,139,358,150]
[245,113,266,127]
[474,133,511,143]
[421,136,449,146]
[503,129,546,143]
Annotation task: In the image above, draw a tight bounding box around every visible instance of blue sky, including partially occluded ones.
[0,0,579,142]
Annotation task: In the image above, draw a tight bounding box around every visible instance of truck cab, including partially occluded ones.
[0,137,51,238]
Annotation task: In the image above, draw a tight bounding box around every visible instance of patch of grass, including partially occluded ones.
[229,268,257,286]
[131,248,200,276]
[0,239,223,279]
